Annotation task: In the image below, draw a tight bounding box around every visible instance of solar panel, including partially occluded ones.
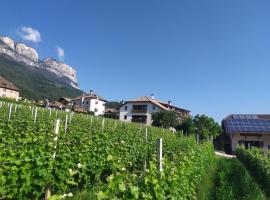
[224,119,270,133]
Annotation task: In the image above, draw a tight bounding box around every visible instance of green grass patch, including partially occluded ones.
[198,157,265,200]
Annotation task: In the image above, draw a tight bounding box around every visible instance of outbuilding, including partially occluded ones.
[222,114,270,153]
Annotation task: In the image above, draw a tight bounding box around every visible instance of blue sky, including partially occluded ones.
[1,0,270,122]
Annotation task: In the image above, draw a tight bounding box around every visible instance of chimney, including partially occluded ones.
[151,94,155,100]
[90,90,93,95]
[168,101,172,106]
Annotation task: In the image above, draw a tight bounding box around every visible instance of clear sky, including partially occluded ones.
[1,0,270,122]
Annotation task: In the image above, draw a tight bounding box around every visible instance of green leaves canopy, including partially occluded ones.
[193,114,221,138]
[152,110,179,128]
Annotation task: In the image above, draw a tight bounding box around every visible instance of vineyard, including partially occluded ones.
[0,101,214,199]
[236,147,270,197]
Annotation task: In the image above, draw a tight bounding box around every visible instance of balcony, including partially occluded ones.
[131,109,147,113]
[132,115,147,123]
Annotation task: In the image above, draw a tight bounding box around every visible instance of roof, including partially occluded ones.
[122,96,190,113]
[105,108,118,113]
[0,76,19,91]
[59,97,72,101]
[71,92,108,102]
[48,101,65,108]
[223,114,270,134]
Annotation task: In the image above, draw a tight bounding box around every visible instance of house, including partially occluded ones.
[0,76,20,100]
[119,94,190,125]
[70,90,108,116]
[222,114,270,154]
[58,97,73,106]
[58,97,73,112]
[45,100,65,110]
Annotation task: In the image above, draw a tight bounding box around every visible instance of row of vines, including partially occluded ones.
[236,147,270,197]
[0,101,214,199]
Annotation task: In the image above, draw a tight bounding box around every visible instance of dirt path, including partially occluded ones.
[215,151,236,158]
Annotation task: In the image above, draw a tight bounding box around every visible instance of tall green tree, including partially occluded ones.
[193,114,221,138]
[152,110,179,128]
[176,117,196,135]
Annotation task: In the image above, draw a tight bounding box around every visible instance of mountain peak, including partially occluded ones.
[0,35,79,89]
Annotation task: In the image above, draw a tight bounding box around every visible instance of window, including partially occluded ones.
[153,105,156,110]
[86,101,88,104]
[95,101,98,104]
[125,106,127,110]
[95,108,98,112]
[124,115,127,120]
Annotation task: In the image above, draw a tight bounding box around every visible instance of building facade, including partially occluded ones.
[0,76,19,100]
[119,95,190,125]
[71,91,107,116]
[222,114,270,154]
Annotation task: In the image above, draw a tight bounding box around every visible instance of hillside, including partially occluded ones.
[0,55,82,100]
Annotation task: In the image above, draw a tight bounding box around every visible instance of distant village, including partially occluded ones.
[2,75,270,155]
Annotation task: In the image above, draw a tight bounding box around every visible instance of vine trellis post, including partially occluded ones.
[64,114,68,134]
[45,119,60,200]
[157,138,163,173]
[144,128,148,171]
[34,107,38,123]
[8,103,13,122]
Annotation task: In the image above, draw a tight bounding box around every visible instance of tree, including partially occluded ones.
[152,110,179,128]
[176,117,196,136]
[105,101,123,109]
[193,114,221,138]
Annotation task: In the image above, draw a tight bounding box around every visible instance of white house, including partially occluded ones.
[71,90,107,116]
[119,94,190,125]
[0,76,20,101]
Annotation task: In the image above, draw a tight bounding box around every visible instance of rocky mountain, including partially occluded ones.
[0,36,83,100]
[0,36,78,88]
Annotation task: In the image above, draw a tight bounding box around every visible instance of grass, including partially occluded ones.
[197,157,217,200]
[198,157,265,200]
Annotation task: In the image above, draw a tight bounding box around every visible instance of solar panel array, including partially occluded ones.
[231,114,258,120]
[223,119,270,133]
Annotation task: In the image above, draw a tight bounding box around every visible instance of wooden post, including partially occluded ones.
[64,114,68,134]
[196,134,199,144]
[145,128,148,141]
[90,116,93,128]
[49,109,52,117]
[157,138,163,172]
[34,107,38,123]
[114,120,117,129]
[144,128,148,171]
[8,103,13,121]
[52,119,60,158]
[101,118,105,133]
[45,119,60,200]
[248,143,251,149]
